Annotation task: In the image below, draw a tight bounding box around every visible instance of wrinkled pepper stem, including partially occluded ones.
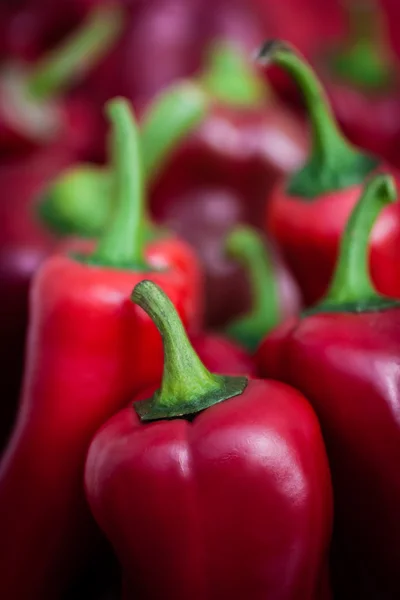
[200,41,268,108]
[87,98,148,270]
[225,227,280,352]
[256,40,379,198]
[132,281,248,421]
[328,0,393,91]
[305,174,400,315]
[27,4,124,101]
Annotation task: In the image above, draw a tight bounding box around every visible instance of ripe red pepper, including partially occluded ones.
[85,279,333,600]
[223,225,301,351]
[315,0,400,165]
[0,98,202,600]
[0,3,123,160]
[151,42,306,226]
[256,40,400,307]
[257,174,400,599]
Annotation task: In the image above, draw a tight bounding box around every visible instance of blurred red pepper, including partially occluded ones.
[85,279,333,600]
[257,40,400,306]
[257,174,400,600]
[0,82,208,447]
[0,99,202,599]
[149,43,305,327]
[0,144,73,447]
[315,0,400,165]
[0,2,123,160]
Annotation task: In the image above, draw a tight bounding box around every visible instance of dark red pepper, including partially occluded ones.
[257,174,400,599]
[0,98,202,600]
[256,40,400,307]
[85,279,333,600]
[192,332,257,377]
[0,3,123,160]
[315,0,400,165]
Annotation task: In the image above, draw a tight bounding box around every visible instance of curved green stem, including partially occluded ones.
[328,0,393,91]
[256,40,379,198]
[27,4,124,101]
[225,227,280,351]
[200,41,268,108]
[87,97,147,269]
[305,174,400,315]
[140,81,209,182]
[132,281,248,421]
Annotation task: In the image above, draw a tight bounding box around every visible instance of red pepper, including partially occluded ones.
[192,333,257,377]
[151,42,306,226]
[85,279,333,600]
[0,98,202,599]
[257,174,400,599]
[0,3,123,160]
[256,40,400,307]
[314,0,400,165]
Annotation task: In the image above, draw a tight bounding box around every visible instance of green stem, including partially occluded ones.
[225,227,280,351]
[256,40,379,198]
[140,81,209,182]
[87,97,147,269]
[328,0,393,91]
[27,4,124,101]
[132,281,248,421]
[199,41,268,108]
[306,174,400,315]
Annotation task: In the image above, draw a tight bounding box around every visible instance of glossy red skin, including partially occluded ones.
[0,145,73,447]
[267,175,400,306]
[0,240,200,600]
[192,332,257,377]
[257,308,400,599]
[85,378,332,600]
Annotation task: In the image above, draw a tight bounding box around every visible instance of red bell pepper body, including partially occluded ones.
[258,174,400,599]
[86,383,332,599]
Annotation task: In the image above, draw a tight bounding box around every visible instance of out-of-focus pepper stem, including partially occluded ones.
[256,40,379,198]
[27,4,124,101]
[225,227,280,352]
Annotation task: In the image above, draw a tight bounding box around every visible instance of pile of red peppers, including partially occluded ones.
[2,1,400,599]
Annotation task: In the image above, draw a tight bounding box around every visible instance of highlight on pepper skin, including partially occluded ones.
[0,0,400,598]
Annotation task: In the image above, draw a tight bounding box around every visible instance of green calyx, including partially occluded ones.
[304,173,400,316]
[225,227,281,352]
[81,97,148,270]
[199,41,267,109]
[38,81,209,238]
[38,166,113,238]
[132,280,248,422]
[256,40,379,199]
[26,4,124,101]
[327,0,393,92]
